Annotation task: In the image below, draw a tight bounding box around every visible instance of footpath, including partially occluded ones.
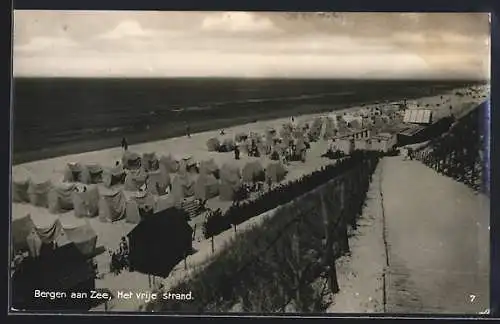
[329,156,489,314]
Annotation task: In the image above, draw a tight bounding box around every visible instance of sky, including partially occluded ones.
[12,11,491,79]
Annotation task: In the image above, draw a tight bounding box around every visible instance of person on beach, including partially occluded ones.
[121,137,128,151]
[234,145,240,160]
[119,237,129,256]
[186,123,191,138]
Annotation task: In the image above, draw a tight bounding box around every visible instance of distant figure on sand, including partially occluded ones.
[234,145,240,160]
[121,137,128,151]
[186,123,191,138]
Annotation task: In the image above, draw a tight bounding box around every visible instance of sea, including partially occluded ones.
[12,78,481,164]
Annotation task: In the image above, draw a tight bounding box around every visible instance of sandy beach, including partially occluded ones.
[11,84,489,312]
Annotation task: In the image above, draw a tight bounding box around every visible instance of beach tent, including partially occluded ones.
[281,122,293,135]
[98,189,126,222]
[26,230,42,258]
[171,172,195,203]
[292,128,306,139]
[219,138,235,152]
[219,163,242,201]
[127,207,193,278]
[153,194,176,213]
[72,184,100,218]
[235,132,248,142]
[242,161,265,183]
[102,165,126,188]
[295,137,308,152]
[323,117,335,139]
[220,163,241,183]
[266,162,287,183]
[60,218,98,256]
[270,149,281,161]
[146,169,171,196]
[257,140,271,156]
[12,212,35,253]
[27,178,53,208]
[238,141,249,155]
[122,151,142,170]
[31,212,63,246]
[199,158,219,178]
[159,154,180,173]
[125,191,156,224]
[249,133,263,148]
[179,155,197,174]
[81,164,104,184]
[194,173,219,201]
[265,127,277,139]
[63,162,85,182]
[280,128,292,141]
[142,152,159,171]
[11,206,60,257]
[206,138,221,152]
[48,182,77,214]
[12,174,30,203]
[124,169,148,191]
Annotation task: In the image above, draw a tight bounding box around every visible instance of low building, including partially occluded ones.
[354,138,372,151]
[350,128,370,140]
[371,133,398,153]
[329,136,354,155]
[397,116,453,146]
[343,114,364,127]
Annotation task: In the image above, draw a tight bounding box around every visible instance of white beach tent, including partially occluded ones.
[98,188,127,223]
[12,172,31,203]
[125,190,156,224]
[59,215,98,256]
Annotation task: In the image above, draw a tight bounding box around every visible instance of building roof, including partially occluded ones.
[398,124,427,137]
[403,109,432,124]
[372,133,395,140]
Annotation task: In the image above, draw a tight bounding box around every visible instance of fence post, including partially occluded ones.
[293,218,301,308]
[320,191,340,295]
[335,179,349,255]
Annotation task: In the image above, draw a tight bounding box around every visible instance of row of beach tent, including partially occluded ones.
[12,209,98,258]
[206,121,318,156]
[12,151,288,222]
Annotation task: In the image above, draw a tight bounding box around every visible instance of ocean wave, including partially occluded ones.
[106,127,123,133]
[173,91,357,110]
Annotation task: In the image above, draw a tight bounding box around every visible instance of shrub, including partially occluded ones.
[148,152,380,313]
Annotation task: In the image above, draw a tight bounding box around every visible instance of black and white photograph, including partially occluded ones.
[10,11,490,314]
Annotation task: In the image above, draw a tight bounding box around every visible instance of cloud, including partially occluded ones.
[201,12,279,33]
[98,20,159,40]
[12,11,490,79]
[14,36,78,52]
